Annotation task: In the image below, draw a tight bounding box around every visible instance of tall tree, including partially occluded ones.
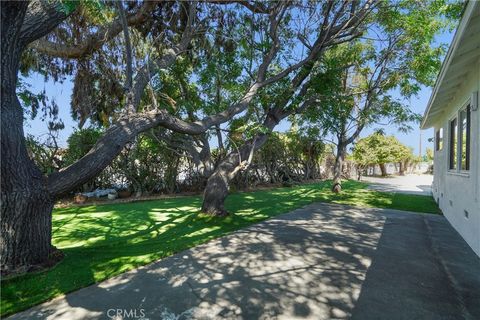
[200,0,378,215]
[352,132,413,176]
[299,0,462,192]
[2,1,370,274]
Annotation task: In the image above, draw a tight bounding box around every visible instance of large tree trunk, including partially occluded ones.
[379,163,387,176]
[399,161,405,176]
[332,141,346,193]
[1,2,61,275]
[201,167,232,216]
[201,140,257,216]
[201,107,287,216]
[1,189,58,275]
[201,130,273,216]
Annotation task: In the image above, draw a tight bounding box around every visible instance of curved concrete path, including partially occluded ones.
[9,203,480,320]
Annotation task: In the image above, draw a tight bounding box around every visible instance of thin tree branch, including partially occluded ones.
[29,1,156,59]
[116,0,133,90]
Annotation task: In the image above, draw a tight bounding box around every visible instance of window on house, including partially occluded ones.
[435,128,443,151]
[449,118,457,170]
[460,105,470,170]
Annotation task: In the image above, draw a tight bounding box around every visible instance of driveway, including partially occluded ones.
[361,174,433,196]
[9,203,480,320]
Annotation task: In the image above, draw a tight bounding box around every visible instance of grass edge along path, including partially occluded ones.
[1,180,440,316]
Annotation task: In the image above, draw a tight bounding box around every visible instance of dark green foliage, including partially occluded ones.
[64,128,103,165]
[352,132,415,167]
[299,0,462,153]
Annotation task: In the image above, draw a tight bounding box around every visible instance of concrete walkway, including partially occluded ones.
[9,203,480,320]
[362,174,433,196]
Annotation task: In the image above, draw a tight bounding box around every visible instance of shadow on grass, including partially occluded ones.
[1,180,440,316]
[10,204,385,319]
[12,201,472,320]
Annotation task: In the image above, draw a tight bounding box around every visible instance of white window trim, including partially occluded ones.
[448,115,457,173]
[435,127,444,152]
[459,105,471,173]
[448,98,471,175]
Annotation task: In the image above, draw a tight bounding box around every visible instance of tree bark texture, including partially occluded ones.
[1,2,59,274]
[201,139,265,216]
[399,162,405,175]
[379,163,387,176]
[201,108,284,216]
[332,141,346,193]
[200,168,232,216]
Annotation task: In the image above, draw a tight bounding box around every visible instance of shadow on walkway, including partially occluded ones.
[10,203,480,320]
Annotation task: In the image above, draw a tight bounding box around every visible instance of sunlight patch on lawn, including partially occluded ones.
[1,180,440,317]
[185,226,222,238]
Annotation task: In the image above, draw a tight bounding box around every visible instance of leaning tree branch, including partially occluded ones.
[46,1,379,196]
[20,0,70,46]
[208,0,269,14]
[219,0,379,163]
[29,1,156,59]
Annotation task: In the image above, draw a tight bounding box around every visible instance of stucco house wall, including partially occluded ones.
[431,61,480,257]
[423,1,480,257]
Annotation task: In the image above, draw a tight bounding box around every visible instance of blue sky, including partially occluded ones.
[358,29,455,156]
[23,73,74,143]
[23,30,455,157]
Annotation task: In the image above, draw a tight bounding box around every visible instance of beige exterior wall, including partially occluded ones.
[431,60,480,256]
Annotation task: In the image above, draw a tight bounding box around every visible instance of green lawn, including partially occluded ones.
[0,180,440,316]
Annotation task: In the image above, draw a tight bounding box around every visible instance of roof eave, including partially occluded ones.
[421,1,475,129]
